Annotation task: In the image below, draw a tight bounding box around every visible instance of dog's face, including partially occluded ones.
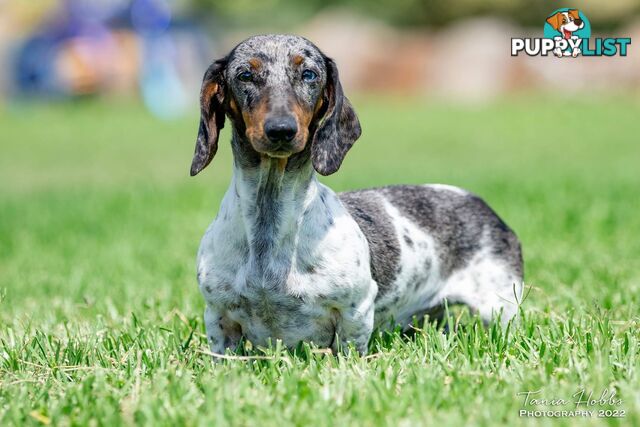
[190,34,361,176]
[227,36,326,158]
[546,9,584,39]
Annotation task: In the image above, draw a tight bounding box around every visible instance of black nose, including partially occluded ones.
[264,116,297,142]
[574,18,583,26]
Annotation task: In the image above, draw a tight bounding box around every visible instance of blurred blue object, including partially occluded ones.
[131,0,172,35]
[11,0,214,118]
[140,34,189,119]
[14,35,61,96]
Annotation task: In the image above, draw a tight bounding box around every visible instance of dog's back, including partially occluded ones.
[339,184,523,327]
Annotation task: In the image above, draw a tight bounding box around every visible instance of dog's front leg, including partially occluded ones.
[332,282,377,355]
[204,305,242,357]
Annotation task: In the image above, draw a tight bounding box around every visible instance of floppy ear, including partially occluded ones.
[546,13,562,31]
[190,58,228,176]
[568,9,580,20]
[311,57,362,176]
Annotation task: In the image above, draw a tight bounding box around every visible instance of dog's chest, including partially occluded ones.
[197,212,371,347]
[196,178,376,347]
[198,252,340,347]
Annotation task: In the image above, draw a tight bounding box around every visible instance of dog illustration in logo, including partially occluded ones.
[546,9,585,57]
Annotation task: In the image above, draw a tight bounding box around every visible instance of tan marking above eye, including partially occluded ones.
[292,55,304,66]
[248,58,262,69]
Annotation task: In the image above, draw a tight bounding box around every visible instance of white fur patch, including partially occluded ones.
[374,196,522,328]
[438,229,523,324]
[425,183,469,196]
[374,198,447,328]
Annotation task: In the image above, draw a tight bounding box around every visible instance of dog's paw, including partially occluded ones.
[553,48,563,58]
[572,48,581,58]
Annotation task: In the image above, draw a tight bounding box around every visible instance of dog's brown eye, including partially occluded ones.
[237,71,253,82]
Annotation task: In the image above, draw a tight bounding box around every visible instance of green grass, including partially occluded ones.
[1,95,639,426]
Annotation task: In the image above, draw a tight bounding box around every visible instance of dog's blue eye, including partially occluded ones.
[237,71,253,82]
[301,69,317,82]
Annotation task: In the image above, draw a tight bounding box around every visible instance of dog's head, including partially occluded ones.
[190,34,361,176]
[546,9,584,39]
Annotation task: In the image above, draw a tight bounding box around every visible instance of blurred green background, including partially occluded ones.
[2,94,639,318]
[1,94,639,425]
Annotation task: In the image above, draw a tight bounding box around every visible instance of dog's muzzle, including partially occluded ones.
[264,115,298,147]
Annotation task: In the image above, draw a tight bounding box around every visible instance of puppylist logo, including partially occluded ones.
[512,8,631,58]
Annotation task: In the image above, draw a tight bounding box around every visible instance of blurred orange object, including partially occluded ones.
[55,30,141,96]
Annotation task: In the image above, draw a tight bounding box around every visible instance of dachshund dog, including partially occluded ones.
[191,35,523,355]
